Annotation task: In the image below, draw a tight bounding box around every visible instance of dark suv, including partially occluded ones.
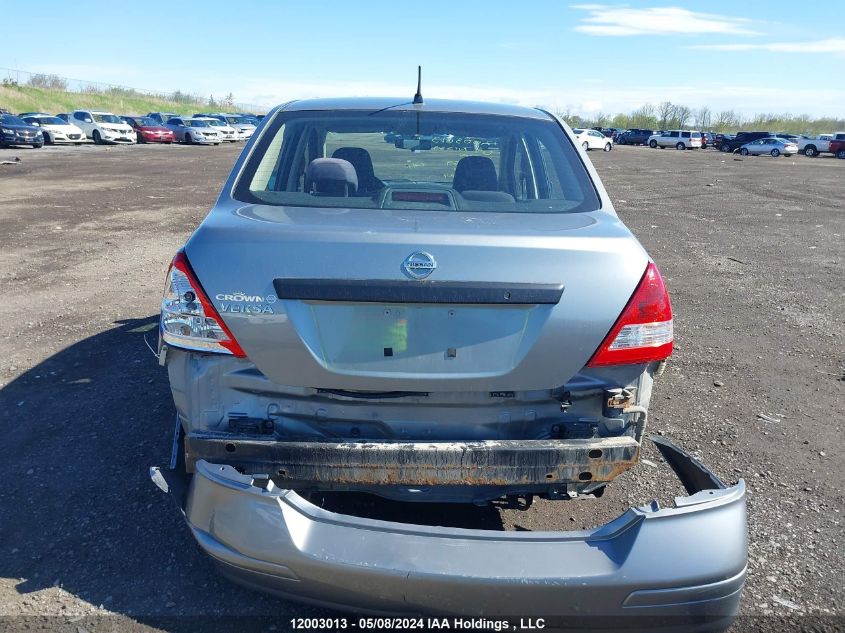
[719,131,773,152]
[616,129,654,145]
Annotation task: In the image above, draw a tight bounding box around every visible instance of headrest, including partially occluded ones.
[305,158,358,196]
[452,156,498,192]
[332,147,374,175]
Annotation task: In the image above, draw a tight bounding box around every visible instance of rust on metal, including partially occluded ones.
[185,434,642,487]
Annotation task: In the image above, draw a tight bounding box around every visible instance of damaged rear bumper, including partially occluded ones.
[151,436,746,630]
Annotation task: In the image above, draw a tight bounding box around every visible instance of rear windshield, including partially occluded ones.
[234,110,600,213]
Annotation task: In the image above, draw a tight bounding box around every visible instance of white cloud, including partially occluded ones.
[231,79,845,119]
[546,83,845,119]
[235,79,558,109]
[570,4,759,37]
[690,38,845,54]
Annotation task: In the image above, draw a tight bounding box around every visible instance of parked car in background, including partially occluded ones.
[147,112,180,126]
[713,133,733,147]
[739,137,799,157]
[592,126,619,138]
[121,115,175,144]
[0,113,44,148]
[21,115,86,145]
[151,97,746,624]
[828,133,845,159]
[71,110,136,145]
[615,129,654,145]
[199,113,257,140]
[701,132,715,149]
[165,117,222,145]
[719,131,772,152]
[797,134,833,157]
[233,113,261,126]
[192,116,237,142]
[573,128,613,151]
[648,130,702,149]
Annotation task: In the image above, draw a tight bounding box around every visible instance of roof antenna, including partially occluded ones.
[413,66,423,104]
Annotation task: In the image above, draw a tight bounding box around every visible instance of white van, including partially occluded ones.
[647,130,702,150]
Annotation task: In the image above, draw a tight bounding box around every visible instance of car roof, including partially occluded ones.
[279,97,552,120]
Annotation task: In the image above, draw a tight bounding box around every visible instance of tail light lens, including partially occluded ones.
[160,251,246,357]
[587,262,673,367]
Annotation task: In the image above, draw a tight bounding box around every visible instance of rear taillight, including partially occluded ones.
[160,251,246,357]
[587,262,673,367]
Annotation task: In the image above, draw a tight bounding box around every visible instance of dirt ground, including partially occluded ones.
[0,142,843,632]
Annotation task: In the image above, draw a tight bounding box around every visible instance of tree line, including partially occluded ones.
[18,73,239,110]
[555,101,844,135]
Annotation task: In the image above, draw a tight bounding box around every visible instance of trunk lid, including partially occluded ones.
[185,203,648,391]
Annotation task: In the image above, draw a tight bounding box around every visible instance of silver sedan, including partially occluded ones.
[151,97,747,625]
[739,137,799,157]
[164,117,222,145]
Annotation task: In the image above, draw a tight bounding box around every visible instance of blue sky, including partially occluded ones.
[2,1,844,116]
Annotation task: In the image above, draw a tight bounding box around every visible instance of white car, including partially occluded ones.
[739,137,799,157]
[70,110,136,145]
[798,134,833,157]
[647,130,702,150]
[21,115,87,145]
[192,116,237,142]
[572,128,613,151]
[203,113,256,140]
[165,117,222,145]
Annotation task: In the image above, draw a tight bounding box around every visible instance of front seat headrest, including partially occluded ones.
[452,156,498,192]
[331,147,383,193]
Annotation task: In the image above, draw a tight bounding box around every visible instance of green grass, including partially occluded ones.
[0,85,231,117]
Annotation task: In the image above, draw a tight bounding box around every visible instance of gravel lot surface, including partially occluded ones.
[0,143,842,632]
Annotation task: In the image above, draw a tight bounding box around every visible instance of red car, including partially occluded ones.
[120,115,175,144]
[829,133,845,159]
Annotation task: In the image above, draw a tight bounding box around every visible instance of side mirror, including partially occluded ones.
[85,118,93,123]
[30,121,40,126]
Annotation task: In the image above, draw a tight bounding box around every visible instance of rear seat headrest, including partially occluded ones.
[305,158,358,196]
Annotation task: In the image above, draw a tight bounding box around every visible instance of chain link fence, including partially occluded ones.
[1,66,265,113]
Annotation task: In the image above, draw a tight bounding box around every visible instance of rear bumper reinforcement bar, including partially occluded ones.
[184,433,641,486]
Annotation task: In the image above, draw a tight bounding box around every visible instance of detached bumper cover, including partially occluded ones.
[151,436,746,627]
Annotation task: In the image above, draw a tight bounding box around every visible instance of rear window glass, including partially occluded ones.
[234,110,600,214]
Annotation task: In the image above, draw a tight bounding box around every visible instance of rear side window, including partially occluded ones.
[235,110,600,214]
[681,132,690,138]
